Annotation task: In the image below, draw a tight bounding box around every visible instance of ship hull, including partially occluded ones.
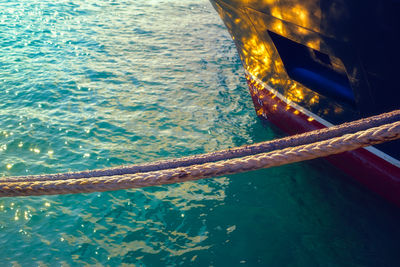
[210,0,400,205]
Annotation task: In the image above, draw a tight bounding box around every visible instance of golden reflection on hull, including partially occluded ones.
[211,0,400,122]
[210,0,359,125]
[212,0,392,123]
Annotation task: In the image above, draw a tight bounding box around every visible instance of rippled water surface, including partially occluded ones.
[0,0,399,265]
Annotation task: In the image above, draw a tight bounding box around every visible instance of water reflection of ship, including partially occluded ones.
[210,0,400,205]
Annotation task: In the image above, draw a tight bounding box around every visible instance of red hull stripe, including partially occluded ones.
[245,73,400,206]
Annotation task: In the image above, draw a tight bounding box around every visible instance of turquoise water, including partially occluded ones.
[0,0,399,265]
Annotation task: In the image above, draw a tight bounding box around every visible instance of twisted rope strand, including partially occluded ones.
[1,120,399,197]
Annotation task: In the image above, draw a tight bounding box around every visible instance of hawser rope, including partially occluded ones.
[1,110,400,197]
